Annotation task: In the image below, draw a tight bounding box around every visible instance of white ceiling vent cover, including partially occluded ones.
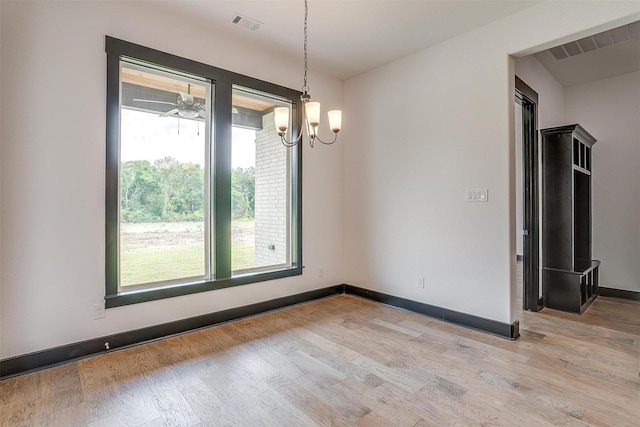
[231,14,262,31]
[549,23,638,61]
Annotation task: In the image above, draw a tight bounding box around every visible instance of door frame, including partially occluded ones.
[516,76,542,312]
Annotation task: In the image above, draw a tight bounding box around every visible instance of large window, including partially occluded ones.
[106,37,302,307]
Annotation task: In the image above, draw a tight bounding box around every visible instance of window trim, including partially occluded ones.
[105,36,303,308]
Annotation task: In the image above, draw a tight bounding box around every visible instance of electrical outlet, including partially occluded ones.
[417,276,425,289]
[93,303,106,319]
[318,267,325,278]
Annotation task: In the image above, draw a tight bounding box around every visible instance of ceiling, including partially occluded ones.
[150,0,542,80]
[533,21,640,87]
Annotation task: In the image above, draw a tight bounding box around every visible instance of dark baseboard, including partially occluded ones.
[598,287,640,301]
[344,285,519,340]
[1,283,521,380]
[0,285,343,380]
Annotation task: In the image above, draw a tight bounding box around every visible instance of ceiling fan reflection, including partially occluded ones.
[133,91,205,120]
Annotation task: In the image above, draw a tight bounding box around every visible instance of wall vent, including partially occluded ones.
[549,22,639,61]
[231,14,262,31]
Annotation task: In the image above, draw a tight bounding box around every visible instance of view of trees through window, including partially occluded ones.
[119,102,209,287]
[106,39,301,305]
[120,157,205,223]
[118,63,262,287]
[119,112,260,286]
[116,60,292,290]
[121,156,256,225]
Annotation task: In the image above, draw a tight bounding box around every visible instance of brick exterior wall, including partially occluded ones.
[254,111,289,267]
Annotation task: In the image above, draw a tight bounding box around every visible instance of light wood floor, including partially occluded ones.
[1,294,639,426]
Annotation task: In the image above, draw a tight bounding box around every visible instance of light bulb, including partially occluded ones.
[328,110,342,133]
[178,109,199,119]
[274,107,290,135]
[305,102,320,128]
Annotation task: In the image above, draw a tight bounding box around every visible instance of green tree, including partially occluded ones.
[174,163,205,220]
[120,160,159,222]
[155,157,183,219]
[231,167,255,220]
[120,157,206,222]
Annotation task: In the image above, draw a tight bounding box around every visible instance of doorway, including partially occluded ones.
[515,76,542,312]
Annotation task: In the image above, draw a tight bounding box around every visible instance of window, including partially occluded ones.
[231,86,293,274]
[106,37,302,307]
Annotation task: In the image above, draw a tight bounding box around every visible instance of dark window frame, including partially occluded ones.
[105,36,303,308]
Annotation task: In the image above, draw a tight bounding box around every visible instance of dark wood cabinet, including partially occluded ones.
[542,124,600,314]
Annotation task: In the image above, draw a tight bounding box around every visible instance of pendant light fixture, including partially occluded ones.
[273,0,342,148]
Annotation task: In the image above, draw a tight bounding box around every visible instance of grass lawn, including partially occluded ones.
[121,220,256,287]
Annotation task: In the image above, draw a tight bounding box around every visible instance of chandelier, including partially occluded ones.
[273,0,342,148]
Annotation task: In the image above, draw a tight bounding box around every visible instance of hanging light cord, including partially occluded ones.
[278,0,338,148]
[302,0,309,96]
[280,0,309,147]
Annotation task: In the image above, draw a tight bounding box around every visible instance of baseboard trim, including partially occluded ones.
[0,285,343,380]
[598,287,640,301]
[344,285,519,340]
[2,283,521,379]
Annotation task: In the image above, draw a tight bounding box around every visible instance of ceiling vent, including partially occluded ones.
[549,22,639,61]
[231,14,262,31]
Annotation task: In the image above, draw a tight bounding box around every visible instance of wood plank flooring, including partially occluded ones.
[1,294,639,426]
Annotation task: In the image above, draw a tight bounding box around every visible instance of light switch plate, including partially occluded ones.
[466,188,488,202]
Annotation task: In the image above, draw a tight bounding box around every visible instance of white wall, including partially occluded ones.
[565,71,640,293]
[0,1,344,359]
[343,1,640,325]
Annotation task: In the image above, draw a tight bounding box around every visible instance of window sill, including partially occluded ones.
[105,266,303,308]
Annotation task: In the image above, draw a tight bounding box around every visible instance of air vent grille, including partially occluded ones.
[593,32,613,49]
[576,36,596,53]
[231,14,262,31]
[549,22,638,61]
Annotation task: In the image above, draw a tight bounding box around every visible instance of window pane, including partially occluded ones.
[231,87,291,272]
[119,62,211,288]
